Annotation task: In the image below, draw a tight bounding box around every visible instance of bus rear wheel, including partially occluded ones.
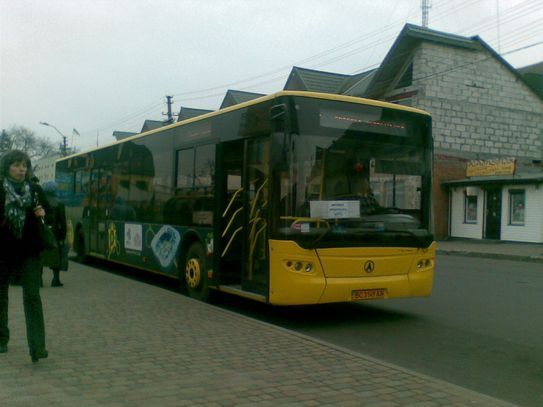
[184,242,209,301]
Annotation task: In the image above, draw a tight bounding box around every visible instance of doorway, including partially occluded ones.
[484,188,501,239]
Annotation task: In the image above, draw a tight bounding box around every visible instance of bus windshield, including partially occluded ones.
[273,97,433,249]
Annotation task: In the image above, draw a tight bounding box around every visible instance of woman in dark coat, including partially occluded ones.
[42,181,67,287]
[0,150,50,362]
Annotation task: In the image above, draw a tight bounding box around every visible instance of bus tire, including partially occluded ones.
[75,229,87,263]
[184,242,209,301]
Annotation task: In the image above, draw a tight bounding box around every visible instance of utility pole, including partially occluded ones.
[496,0,501,53]
[163,95,176,123]
[421,0,431,28]
[40,121,68,156]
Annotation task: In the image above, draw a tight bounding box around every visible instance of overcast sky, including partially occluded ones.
[1,0,542,151]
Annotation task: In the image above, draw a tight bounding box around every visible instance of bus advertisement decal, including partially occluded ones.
[150,225,181,268]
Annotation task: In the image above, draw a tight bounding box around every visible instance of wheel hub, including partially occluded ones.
[185,258,201,288]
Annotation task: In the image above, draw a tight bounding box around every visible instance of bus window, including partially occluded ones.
[168,145,215,226]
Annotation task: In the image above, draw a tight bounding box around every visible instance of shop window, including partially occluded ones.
[464,195,477,223]
[509,190,525,225]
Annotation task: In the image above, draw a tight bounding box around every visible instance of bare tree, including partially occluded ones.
[0,125,57,160]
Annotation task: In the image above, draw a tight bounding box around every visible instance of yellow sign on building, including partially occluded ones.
[466,158,516,177]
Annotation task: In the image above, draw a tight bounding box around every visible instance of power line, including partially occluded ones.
[83,0,542,143]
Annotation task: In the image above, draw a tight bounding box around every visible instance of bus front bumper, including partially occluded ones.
[268,240,435,305]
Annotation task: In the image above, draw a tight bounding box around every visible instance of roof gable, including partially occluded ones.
[112,131,137,141]
[220,90,265,109]
[177,107,213,122]
[284,66,351,94]
[363,24,481,98]
[358,23,542,102]
[518,61,543,99]
[141,120,167,133]
[518,61,543,75]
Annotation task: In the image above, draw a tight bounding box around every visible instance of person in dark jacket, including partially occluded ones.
[42,181,67,287]
[0,150,50,362]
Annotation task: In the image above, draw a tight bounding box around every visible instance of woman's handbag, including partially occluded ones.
[42,245,61,269]
[39,218,59,251]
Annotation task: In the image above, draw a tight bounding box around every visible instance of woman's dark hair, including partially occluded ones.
[0,150,32,181]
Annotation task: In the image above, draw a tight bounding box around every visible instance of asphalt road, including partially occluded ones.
[211,255,543,407]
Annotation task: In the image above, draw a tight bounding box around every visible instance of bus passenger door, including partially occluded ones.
[244,138,269,294]
[218,141,245,286]
[217,138,269,296]
[89,168,113,255]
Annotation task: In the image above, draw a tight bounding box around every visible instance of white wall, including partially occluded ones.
[450,184,543,243]
[450,187,483,239]
[500,184,543,243]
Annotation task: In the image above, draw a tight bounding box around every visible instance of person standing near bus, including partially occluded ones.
[42,181,67,287]
[0,150,50,362]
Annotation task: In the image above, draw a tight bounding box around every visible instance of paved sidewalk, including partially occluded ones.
[1,262,516,407]
[437,238,543,263]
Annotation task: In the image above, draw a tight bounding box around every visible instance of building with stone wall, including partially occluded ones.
[284,24,543,241]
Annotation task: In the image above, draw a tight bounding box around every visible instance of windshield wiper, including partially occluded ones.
[384,229,429,245]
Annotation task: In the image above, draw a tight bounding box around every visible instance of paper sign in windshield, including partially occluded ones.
[310,200,360,219]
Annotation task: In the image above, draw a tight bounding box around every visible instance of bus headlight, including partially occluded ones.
[284,260,314,273]
[416,259,433,271]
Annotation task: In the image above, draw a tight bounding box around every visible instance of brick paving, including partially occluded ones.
[0,261,516,406]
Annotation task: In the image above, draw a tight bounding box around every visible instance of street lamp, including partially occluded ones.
[40,121,68,156]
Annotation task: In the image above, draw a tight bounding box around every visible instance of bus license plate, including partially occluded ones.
[352,288,386,300]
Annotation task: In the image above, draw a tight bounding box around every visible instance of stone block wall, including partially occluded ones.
[411,42,543,161]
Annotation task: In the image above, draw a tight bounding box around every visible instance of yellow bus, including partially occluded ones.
[56,91,435,305]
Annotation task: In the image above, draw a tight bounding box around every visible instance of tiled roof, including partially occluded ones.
[220,90,265,109]
[518,61,543,99]
[177,107,213,122]
[112,131,137,141]
[284,66,351,94]
[341,69,377,96]
[517,61,543,75]
[141,120,167,133]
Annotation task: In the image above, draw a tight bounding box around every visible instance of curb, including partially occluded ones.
[437,250,543,263]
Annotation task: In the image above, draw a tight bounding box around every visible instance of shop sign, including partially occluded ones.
[466,158,516,177]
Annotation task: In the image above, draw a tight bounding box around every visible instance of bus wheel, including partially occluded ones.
[75,229,87,263]
[184,242,209,301]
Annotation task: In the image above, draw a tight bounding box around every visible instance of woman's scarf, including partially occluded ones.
[3,178,32,239]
